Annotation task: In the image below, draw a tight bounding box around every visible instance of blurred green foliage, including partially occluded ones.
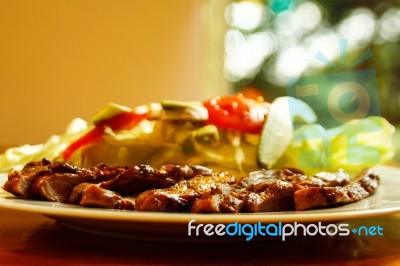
[227,0,400,123]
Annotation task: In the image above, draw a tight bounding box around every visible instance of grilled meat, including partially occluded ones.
[191,168,352,213]
[293,168,380,210]
[2,159,380,213]
[69,183,135,210]
[2,159,213,204]
[135,172,236,212]
[3,158,126,202]
[69,164,213,210]
[3,159,52,198]
[99,164,213,195]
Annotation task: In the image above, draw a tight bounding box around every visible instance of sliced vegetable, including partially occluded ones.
[62,106,149,160]
[258,97,317,169]
[191,125,259,172]
[92,103,132,125]
[160,100,208,121]
[203,93,269,134]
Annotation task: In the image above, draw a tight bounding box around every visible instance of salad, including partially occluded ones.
[0,93,395,176]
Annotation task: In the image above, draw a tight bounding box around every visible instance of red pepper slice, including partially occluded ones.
[63,110,148,161]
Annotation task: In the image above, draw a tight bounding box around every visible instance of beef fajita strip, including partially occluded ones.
[191,168,351,213]
[293,168,380,210]
[134,172,236,212]
[69,164,213,209]
[3,159,213,203]
[3,159,380,213]
[3,159,126,202]
[98,164,213,195]
[69,183,136,210]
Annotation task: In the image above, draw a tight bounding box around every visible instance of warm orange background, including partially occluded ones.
[0,0,221,145]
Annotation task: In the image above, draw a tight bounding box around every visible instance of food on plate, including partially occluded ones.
[0,93,395,213]
[0,93,395,176]
[3,158,212,204]
[2,159,380,212]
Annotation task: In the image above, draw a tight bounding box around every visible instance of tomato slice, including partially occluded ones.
[63,109,148,161]
[203,93,269,134]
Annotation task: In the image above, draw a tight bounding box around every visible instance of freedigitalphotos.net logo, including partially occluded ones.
[286,39,382,169]
[187,219,384,241]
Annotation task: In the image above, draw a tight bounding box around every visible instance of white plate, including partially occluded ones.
[1,165,400,242]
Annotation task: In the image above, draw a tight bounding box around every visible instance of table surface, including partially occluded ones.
[0,207,399,266]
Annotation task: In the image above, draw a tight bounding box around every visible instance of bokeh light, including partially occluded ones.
[379,7,400,42]
[223,0,400,127]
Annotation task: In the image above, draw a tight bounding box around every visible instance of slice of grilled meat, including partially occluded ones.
[293,168,380,210]
[191,168,352,213]
[3,159,52,198]
[69,164,213,209]
[3,159,126,202]
[69,183,135,210]
[3,159,212,203]
[99,164,213,195]
[135,172,236,212]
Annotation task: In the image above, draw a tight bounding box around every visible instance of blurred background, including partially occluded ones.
[223,0,400,161]
[0,0,224,145]
[224,0,400,118]
[0,0,399,160]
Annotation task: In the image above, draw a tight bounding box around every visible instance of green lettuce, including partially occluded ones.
[0,118,88,172]
[273,116,396,175]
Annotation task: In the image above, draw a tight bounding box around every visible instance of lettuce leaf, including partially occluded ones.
[191,126,259,173]
[0,118,88,171]
[273,116,396,175]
